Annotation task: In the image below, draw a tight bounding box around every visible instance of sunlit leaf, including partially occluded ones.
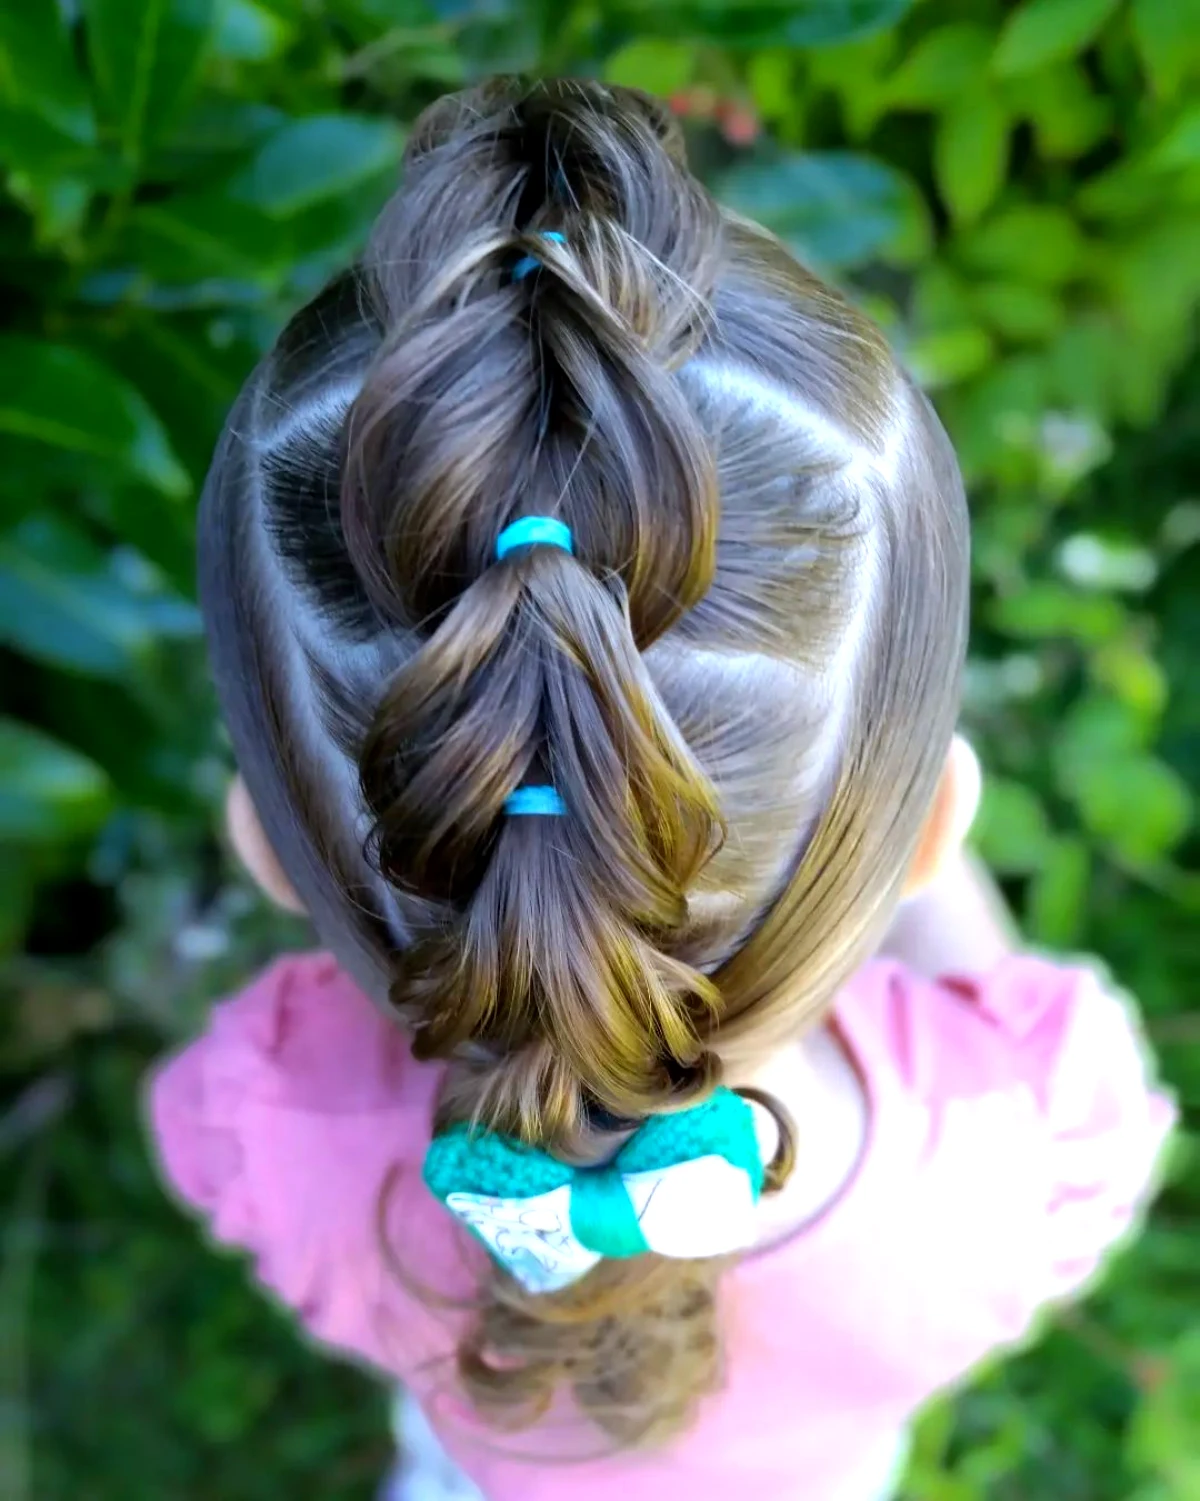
[990,581,1125,642]
[1092,640,1169,718]
[971,280,1063,342]
[884,24,992,108]
[954,204,1085,285]
[906,326,995,388]
[1004,61,1114,159]
[1074,754,1192,862]
[935,93,1009,225]
[1150,104,1200,169]
[746,50,795,121]
[1054,692,1155,792]
[993,0,1120,79]
[1131,0,1200,99]
[1026,835,1090,945]
[973,778,1053,874]
[603,40,695,96]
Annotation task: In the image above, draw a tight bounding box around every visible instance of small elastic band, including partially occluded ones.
[495,516,573,560]
[504,786,567,817]
[511,230,567,282]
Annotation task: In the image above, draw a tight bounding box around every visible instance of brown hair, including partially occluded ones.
[198,78,968,1448]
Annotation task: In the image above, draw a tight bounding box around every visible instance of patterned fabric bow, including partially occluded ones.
[423,1088,765,1294]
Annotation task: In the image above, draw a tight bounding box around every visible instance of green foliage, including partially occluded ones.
[2,1,1197,1498]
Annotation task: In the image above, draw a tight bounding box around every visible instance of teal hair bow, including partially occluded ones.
[424,1088,765,1293]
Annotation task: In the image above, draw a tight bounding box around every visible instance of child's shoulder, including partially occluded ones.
[146,952,460,1376]
[827,954,1175,1312]
[189,950,426,1110]
[838,951,1165,1111]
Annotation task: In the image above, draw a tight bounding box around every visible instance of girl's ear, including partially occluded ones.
[903,734,982,897]
[225,775,306,913]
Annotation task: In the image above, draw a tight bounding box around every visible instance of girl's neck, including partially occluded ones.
[734,1022,869,1249]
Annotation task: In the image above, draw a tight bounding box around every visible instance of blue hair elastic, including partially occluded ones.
[504,785,567,817]
[495,516,573,560]
[512,230,567,283]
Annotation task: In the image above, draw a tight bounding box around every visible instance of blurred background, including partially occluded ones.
[1,0,1198,1497]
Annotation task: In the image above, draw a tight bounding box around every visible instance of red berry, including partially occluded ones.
[718,103,760,146]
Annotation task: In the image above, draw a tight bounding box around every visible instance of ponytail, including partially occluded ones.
[200,74,969,1453]
[342,80,741,1442]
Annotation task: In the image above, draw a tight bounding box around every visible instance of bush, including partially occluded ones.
[2,2,1198,1497]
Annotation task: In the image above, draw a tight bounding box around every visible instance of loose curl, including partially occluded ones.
[198,78,969,1449]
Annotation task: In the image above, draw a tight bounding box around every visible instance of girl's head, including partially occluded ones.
[201,78,968,1444]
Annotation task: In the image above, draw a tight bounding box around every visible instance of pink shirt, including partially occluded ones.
[147,953,1173,1500]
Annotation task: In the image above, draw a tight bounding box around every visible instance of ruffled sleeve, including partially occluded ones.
[146,954,472,1377]
[940,956,1177,1304]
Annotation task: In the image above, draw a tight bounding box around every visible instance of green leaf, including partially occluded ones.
[1150,104,1200,170]
[0,104,113,180]
[884,24,992,108]
[1129,1331,1200,1489]
[1003,61,1113,159]
[774,0,914,46]
[608,0,915,48]
[1106,218,1200,338]
[1074,754,1192,862]
[990,581,1125,642]
[1092,640,1168,718]
[96,312,253,509]
[212,0,295,62]
[603,40,695,96]
[0,5,95,143]
[912,264,973,329]
[82,0,219,160]
[993,0,1119,79]
[1026,835,1090,947]
[973,777,1053,874]
[121,192,294,285]
[905,326,995,388]
[717,150,916,268]
[0,517,200,679]
[955,205,1085,285]
[168,99,285,160]
[227,113,406,217]
[747,51,795,122]
[1053,691,1154,791]
[952,353,1050,479]
[1044,318,1122,415]
[934,93,1009,225]
[1132,0,1200,99]
[971,280,1064,341]
[0,337,190,496]
[0,717,112,842]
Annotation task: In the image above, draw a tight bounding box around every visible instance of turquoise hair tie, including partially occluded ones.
[424,1088,765,1294]
[504,785,566,817]
[511,229,566,282]
[495,516,573,559]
